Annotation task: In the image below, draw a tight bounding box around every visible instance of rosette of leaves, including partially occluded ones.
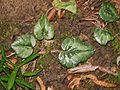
[34,15,54,40]
[52,0,77,14]
[59,37,95,68]
[94,28,113,45]
[99,2,119,22]
[11,35,36,58]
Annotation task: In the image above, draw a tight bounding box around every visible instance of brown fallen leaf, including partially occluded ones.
[6,57,17,69]
[36,77,46,90]
[47,7,56,21]
[83,74,116,87]
[68,75,81,89]
[21,63,29,74]
[79,33,90,41]
[67,74,116,89]
[68,64,99,73]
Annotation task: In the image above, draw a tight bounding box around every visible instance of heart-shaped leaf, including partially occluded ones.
[52,0,77,14]
[94,28,113,45]
[99,2,119,22]
[34,15,54,40]
[11,35,36,58]
[59,37,95,68]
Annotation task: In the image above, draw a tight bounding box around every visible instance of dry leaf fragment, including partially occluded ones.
[68,64,99,73]
[98,66,118,76]
[67,75,81,89]
[6,57,17,69]
[67,74,116,89]
[37,77,46,90]
[21,63,29,74]
[82,74,116,87]
[47,7,56,21]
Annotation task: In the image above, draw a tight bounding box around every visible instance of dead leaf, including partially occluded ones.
[67,75,81,89]
[68,64,99,73]
[111,66,117,73]
[98,66,118,76]
[83,74,117,87]
[6,57,17,69]
[36,77,46,90]
[47,7,56,21]
[67,74,116,89]
[21,63,29,74]
[79,33,90,41]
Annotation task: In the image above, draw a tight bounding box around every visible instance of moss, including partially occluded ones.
[0,20,18,41]
[64,11,77,21]
[106,75,119,84]
[110,25,120,54]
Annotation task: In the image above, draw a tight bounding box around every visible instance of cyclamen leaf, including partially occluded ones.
[11,35,36,58]
[59,37,94,68]
[34,15,54,40]
[52,0,77,14]
[94,28,113,45]
[99,2,119,22]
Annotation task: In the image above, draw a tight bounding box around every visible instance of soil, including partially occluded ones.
[0,0,120,90]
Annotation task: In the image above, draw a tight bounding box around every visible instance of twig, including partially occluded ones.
[36,77,46,90]
[6,52,15,58]
[68,64,118,77]
[98,66,118,76]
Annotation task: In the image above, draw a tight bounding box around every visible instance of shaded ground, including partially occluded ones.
[0,0,119,90]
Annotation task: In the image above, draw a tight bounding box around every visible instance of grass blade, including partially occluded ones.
[22,68,43,76]
[16,53,39,68]
[0,46,7,72]
[16,78,35,90]
[7,67,19,90]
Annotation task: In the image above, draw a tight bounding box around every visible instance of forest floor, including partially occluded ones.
[0,0,120,90]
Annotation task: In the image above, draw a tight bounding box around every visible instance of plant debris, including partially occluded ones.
[67,74,117,89]
[68,64,118,76]
[36,77,46,90]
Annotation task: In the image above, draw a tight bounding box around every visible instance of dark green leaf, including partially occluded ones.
[94,28,113,45]
[11,34,36,58]
[52,0,77,14]
[99,2,119,22]
[34,15,54,40]
[59,37,94,68]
